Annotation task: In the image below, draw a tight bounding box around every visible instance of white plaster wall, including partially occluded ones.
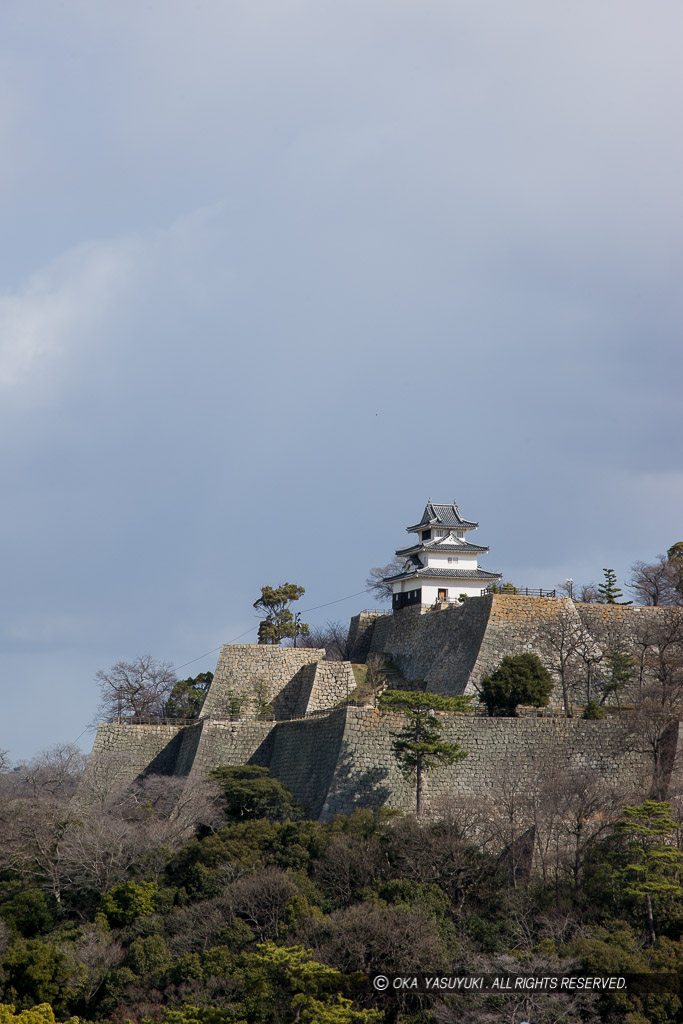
[421,581,488,603]
[424,552,478,570]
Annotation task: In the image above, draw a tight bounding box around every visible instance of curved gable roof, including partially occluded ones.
[407,499,478,533]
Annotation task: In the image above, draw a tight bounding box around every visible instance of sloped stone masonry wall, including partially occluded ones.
[575,602,667,640]
[184,720,276,778]
[319,708,652,820]
[306,661,357,712]
[267,709,347,819]
[374,599,493,694]
[201,645,326,719]
[85,724,184,793]
[348,612,387,662]
[371,595,637,702]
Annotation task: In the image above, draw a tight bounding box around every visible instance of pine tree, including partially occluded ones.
[378,690,470,816]
[253,583,310,645]
[597,568,631,605]
[601,644,634,715]
[616,801,683,944]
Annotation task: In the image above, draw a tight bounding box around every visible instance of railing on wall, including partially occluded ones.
[483,586,556,598]
[107,699,633,728]
[107,717,200,726]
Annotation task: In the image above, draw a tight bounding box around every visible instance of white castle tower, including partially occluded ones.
[384,498,502,610]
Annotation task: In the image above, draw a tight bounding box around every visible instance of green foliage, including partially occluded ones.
[667,541,683,601]
[223,689,249,721]
[99,881,159,928]
[479,652,553,716]
[582,700,606,719]
[598,568,631,604]
[147,1009,245,1024]
[232,942,376,1024]
[490,581,519,594]
[616,802,683,912]
[2,940,81,1015]
[165,672,213,720]
[253,584,309,646]
[209,766,302,823]
[0,1005,80,1024]
[378,690,469,815]
[0,891,57,938]
[365,879,450,920]
[602,644,635,709]
[126,933,170,975]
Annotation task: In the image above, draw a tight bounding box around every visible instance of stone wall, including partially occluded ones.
[201,645,326,720]
[267,710,348,819]
[348,612,388,662]
[366,595,669,702]
[85,723,185,794]
[575,602,667,641]
[318,708,654,820]
[86,705,669,823]
[371,599,492,693]
[306,661,357,712]
[182,720,276,778]
[85,599,683,825]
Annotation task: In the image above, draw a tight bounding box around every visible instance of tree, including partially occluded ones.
[95,655,176,721]
[667,541,683,603]
[253,584,309,646]
[378,690,470,816]
[628,557,677,606]
[535,603,587,716]
[577,582,599,603]
[292,620,351,661]
[365,557,404,602]
[597,568,631,605]
[165,672,213,720]
[479,653,553,717]
[209,766,302,822]
[615,801,683,944]
[601,643,635,714]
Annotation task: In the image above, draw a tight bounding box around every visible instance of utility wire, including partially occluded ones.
[171,587,375,674]
[77,587,379,749]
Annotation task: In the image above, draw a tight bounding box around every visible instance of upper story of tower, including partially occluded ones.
[383,498,502,607]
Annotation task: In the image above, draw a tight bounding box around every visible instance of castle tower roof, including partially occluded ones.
[407,499,478,534]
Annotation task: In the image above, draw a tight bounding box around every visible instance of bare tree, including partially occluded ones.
[74,925,124,1004]
[228,866,298,940]
[487,764,536,886]
[538,768,623,896]
[95,655,177,722]
[628,556,678,606]
[365,557,404,602]
[5,743,86,800]
[626,608,683,797]
[293,619,352,660]
[534,603,587,715]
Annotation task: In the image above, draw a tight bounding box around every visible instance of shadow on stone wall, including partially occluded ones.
[272,664,317,718]
[320,738,391,821]
[135,731,187,781]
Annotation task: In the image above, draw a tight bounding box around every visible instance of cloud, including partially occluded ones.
[0,239,134,391]
[0,204,227,398]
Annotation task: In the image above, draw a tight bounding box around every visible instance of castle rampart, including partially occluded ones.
[86,596,683,817]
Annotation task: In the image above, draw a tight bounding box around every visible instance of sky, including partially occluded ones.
[1,1,682,762]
